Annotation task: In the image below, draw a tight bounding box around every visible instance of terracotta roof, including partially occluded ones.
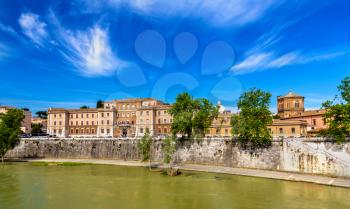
[278,91,304,98]
[271,119,308,126]
[285,109,326,118]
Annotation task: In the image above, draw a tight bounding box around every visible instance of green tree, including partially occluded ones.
[35,111,47,119]
[0,109,24,163]
[169,92,218,138]
[31,123,44,136]
[162,136,176,164]
[137,131,152,163]
[322,77,350,142]
[231,88,273,146]
[80,106,89,109]
[96,100,104,108]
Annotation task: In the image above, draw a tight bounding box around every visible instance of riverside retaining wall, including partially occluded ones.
[6,138,350,178]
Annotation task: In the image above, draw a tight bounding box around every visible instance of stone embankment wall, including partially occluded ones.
[6,138,350,178]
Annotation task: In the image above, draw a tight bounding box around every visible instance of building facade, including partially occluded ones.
[268,119,308,138]
[277,91,328,135]
[47,97,310,138]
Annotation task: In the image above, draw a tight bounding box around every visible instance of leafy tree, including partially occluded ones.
[31,123,44,136]
[322,77,350,142]
[162,136,176,164]
[137,131,152,162]
[96,100,104,108]
[35,111,47,119]
[0,109,24,163]
[231,88,273,146]
[169,92,218,138]
[80,106,89,109]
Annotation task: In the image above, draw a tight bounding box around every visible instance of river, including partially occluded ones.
[0,163,349,209]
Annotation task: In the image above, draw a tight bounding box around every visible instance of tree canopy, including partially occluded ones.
[169,92,218,138]
[231,88,273,146]
[96,100,104,108]
[35,111,47,119]
[322,77,350,142]
[0,109,24,162]
[80,106,90,109]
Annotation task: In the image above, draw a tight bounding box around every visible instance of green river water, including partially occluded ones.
[0,163,350,209]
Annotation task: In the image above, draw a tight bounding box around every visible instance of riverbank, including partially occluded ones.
[17,158,350,189]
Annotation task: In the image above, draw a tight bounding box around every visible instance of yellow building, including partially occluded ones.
[268,119,308,138]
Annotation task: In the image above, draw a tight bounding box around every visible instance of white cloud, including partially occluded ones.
[77,0,282,26]
[59,25,122,76]
[232,51,346,74]
[18,12,48,46]
[0,23,18,37]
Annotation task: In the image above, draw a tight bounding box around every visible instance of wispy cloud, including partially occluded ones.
[59,26,123,76]
[232,51,347,74]
[18,12,48,46]
[0,22,18,37]
[77,0,283,26]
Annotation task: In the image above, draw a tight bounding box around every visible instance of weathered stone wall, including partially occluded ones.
[6,138,350,178]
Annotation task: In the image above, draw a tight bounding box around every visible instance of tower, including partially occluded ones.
[277,91,304,118]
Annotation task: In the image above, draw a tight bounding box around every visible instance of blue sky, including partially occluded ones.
[0,0,349,113]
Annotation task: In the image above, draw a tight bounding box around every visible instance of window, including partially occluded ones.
[76,129,79,134]
[101,113,104,117]
[158,111,161,116]
[54,129,57,134]
[146,128,150,133]
[92,114,94,118]
[225,129,228,134]
[164,128,167,133]
[59,129,62,134]
[107,129,110,134]
[164,119,167,123]
[81,121,83,126]
[295,101,300,108]
[101,129,104,134]
[107,120,110,125]
[291,128,296,134]
[86,121,89,125]
[101,120,104,125]
[87,114,89,118]
[107,113,110,117]
[81,128,84,134]
[70,129,74,134]
[70,121,73,126]
[59,114,62,118]
[268,128,272,133]
[158,119,161,124]
[81,114,83,118]
[92,121,94,126]
[140,128,143,133]
[70,115,73,118]
[54,121,56,126]
[54,114,56,118]
[279,128,283,134]
[91,129,95,134]
[76,121,78,126]
[59,121,62,125]
[146,111,149,115]
[312,119,317,126]
[159,128,162,133]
